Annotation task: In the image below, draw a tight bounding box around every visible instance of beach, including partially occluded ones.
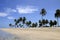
[0,27,60,40]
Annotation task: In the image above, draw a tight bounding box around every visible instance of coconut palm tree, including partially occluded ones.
[28,21,32,27]
[40,8,46,20]
[16,17,23,27]
[19,24,23,28]
[26,21,29,26]
[22,17,26,24]
[19,17,23,22]
[31,23,38,27]
[9,23,12,27]
[42,19,46,25]
[45,19,49,26]
[55,9,60,26]
[39,20,41,23]
[16,19,20,27]
[26,21,31,27]
[39,23,42,27]
[31,23,35,27]
[39,20,42,27]
[9,23,12,26]
[40,8,47,26]
[14,19,17,27]
[35,22,38,27]
[14,19,17,22]
[49,20,53,27]
[21,17,26,28]
[53,20,57,27]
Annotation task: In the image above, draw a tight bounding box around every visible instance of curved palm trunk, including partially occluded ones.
[42,15,43,27]
[57,18,59,27]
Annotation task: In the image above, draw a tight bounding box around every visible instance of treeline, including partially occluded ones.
[9,8,60,28]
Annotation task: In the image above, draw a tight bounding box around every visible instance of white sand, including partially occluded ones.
[0,27,60,40]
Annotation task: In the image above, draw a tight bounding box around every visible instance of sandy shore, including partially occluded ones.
[0,27,60,40]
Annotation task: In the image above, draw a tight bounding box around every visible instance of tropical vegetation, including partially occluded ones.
[9,9,60,28]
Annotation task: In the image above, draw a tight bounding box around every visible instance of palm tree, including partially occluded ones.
[55,9,60,26]
[19,24,23,28]
[40,8,46,20]
[14,17,26,28]
[39,20,41,23]
[39,23,42,27]
[16,19,20,27]
[31,23,38,27]
[14,19,17,27]
[45,19,49,26]
[40,8,47,26]
[26,21,29,26]
[16,17,23,27]
[41,19,46,27]
[49,20,53,27]
[42,19,46,25]
[28,21,32,27]
[19,17,23,22]
[53,20,57,27]
[14,19,17,22]
[21,17,26,28]
[9,23,12,27]
[26,21,31,27]
[39,20,42,27]
[22,17,26,24]
[35,22,38,27]
[31,23,35,27]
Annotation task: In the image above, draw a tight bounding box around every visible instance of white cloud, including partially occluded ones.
[16,6,38,14]
[4,8,16,14]
[7,16,15,19]
[0,12,8,17]
[3,6,38,14]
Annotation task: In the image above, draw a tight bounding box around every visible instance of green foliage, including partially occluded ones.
[31,23,36,27]
[22,17,26,24]
[9,23,12,26]
[49,20,53,27]
[55,9,60,26]
[53,20,57,25]
[26,21,31,27]
[40,8,47,26]
[40,8,46,16]
[49,20,57,27]
[9,8,60,28]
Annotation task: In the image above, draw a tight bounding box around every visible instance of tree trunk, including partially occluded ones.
[42,15,43,27]
[57,18,59,27]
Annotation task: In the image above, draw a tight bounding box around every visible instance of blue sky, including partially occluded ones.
[0,0,60,28]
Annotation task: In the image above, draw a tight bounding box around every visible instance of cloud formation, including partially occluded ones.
[4,8,16,14]
[0,12,8,17]
[3,6,39,14]
[0,6,39,19]
[16,6,38,14]
[7,16,15,19]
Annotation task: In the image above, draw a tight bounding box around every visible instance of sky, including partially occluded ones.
[0,0,60,28]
